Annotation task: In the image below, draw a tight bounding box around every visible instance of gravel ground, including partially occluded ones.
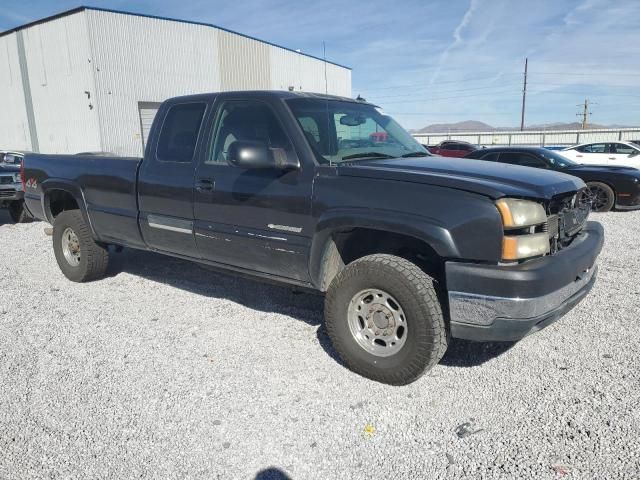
[1,208,639,479]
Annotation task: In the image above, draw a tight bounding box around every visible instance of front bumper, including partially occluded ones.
[446,221,604,342]
[0,185,23,202]
[615,190,640,210]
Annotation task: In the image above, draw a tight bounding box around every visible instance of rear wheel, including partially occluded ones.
[585,182,615,212]
[325,254,447,385]
[52,210,110,282]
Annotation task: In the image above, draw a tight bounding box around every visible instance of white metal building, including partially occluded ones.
[0,7,352,156]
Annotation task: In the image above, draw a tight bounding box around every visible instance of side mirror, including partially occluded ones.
[227,141,299,170]
[628,150,640,158]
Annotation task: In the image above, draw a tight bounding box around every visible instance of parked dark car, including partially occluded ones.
[428,140,478,157]
[465,146,640,212]
[0,162,32,223]
[0,150,33,223]
[1,150,28,165]
[23,91,603,384]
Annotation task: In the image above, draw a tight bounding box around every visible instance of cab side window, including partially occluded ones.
[208,101,290,164]
[156,103,207,163]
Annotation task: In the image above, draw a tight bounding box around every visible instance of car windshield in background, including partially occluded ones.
[538,149,576,169]
[286,98,428,164]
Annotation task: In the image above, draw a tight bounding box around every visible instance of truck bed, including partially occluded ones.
[24,153,144,247]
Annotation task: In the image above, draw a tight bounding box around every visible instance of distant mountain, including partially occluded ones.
[525,122,609,130]
[414,120,494,133]
[412,120,635,133]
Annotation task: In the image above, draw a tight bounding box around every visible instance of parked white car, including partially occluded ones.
[560,141,640,167]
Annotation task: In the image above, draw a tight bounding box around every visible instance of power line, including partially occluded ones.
[520,58,528,131]
[356,73,522,92]
[372,88,520,104]
[576,99,595,129]
[370,82,522,99]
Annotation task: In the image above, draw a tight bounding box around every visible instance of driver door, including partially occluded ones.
[193,98,314,281]
[608,143,639,167]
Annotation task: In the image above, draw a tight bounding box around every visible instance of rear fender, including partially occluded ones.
[41,179,96,238]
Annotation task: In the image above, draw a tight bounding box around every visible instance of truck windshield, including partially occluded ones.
[286,98,428,164]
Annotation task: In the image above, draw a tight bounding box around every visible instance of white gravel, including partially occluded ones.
[1,208,639,479]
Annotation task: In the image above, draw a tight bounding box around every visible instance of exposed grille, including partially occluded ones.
[0,176,13,185]
[0,189,17,197]
[546,214,559,238]
[547,188,590,254]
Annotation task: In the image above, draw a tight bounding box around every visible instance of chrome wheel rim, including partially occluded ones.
[61,227,81,266]
[347,289,408,357]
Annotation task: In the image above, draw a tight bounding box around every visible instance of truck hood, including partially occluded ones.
[337,156,584,200]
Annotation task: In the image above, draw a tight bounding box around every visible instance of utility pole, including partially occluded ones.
[520,58,528,131]
[576,99,592,129]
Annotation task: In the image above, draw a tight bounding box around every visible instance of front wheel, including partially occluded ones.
[324,254,448,385]
[52,210,110,282]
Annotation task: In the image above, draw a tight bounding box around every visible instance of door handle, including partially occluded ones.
[608,157,616,160]
[575,154,583,158]
[196,178,214,191]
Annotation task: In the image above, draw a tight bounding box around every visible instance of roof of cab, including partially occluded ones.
[164,90,372,106]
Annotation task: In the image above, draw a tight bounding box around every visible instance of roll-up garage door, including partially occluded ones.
[138,102,162,152]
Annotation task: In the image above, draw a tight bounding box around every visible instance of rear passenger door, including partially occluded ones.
[608,143,639,166]
[138,101,208,257]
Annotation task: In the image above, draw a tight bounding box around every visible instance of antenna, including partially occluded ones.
[323,41,333,166]
[323,41,329,96]
[520,58,528,131]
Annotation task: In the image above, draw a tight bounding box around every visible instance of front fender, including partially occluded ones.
[308,208,461,288]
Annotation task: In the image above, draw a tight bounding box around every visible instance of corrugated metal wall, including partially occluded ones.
[218,30,270,91]
[86,10,222,156]
[16,12,101,153]
[0,33,30,151]
[1,8,352,156]
[269,45,352,96]
[87,10,351,156]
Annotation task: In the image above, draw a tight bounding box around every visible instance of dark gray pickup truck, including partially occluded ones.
[23,91,603,384]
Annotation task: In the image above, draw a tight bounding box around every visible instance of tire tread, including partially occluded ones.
[325,254,447,385]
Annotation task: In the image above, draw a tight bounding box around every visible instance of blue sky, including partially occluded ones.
[1,0,639,129]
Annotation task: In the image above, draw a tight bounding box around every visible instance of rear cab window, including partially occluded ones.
[156,103,207,163]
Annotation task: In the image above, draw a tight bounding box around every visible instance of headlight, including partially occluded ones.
[496,198,549,261]
[496,198,547,229]
[502,233,550,260]
[12,173,20,183]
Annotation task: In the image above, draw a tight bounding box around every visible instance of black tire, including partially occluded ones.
[325,254,448,385]
[8,201,33,223]
[52,210,109,282]
[586,181,615,212]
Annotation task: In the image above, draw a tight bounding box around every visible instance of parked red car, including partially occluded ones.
[428,140,479,158]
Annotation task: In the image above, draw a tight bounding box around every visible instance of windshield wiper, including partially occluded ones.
[401,151,431,158]
[341,152,396,161]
